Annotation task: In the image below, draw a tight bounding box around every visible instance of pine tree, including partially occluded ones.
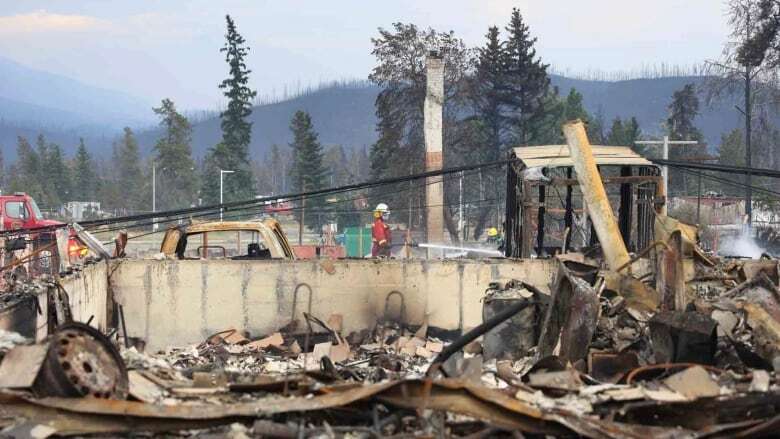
[473,26,508,161]
[0,147,5,191]
[667,83,704,194]
[153,98,197,209]
[72,138,97,201]
[288,111,328,230]
[45,143,72,204]
[564,88,589,122]
[9,136,44,200]
[718,129,745,196]
[667,84,703,142]
[323,145,350,188]
[268,144,286,194]
[202,15,258,204]
[503,8,551,145]
[111,127,145,211]
[606,118,625,146]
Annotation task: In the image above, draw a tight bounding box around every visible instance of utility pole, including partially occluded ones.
[745,64,753,226]
[458,171,464,242]
[152,164,157,231]
[635,136,698,214]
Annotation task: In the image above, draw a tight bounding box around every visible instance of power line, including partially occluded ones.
[653,158,780,179]
[0,159,512,237]
[96,164,504,235]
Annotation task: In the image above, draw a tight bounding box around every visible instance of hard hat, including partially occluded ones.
[374,203,389,213]
[487,227,498,237]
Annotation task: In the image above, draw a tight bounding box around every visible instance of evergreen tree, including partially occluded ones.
[667,83,703,142]
[368,22,472,237]
[605,117,641,146]
[0,147,5,191]
[667,83,704,194]
[34,134,56,207]
[564,88,589,121]
[718,129,745,196]
[8,136,44,200]
[72,138,97,201]
[153,98,197,209]
[503,7,551,145]
[473,26,508,161]
[45,143,72,204]
[323,145,350,187]
[288,111,328,230]
[111,128,145,211]
[202,15,258,204]
[268,144,287,194]
[606,118,625,146]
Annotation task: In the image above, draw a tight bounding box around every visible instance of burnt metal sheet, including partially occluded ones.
[0,292,38,338]
[0,344,47,389]
[538,261,600,364]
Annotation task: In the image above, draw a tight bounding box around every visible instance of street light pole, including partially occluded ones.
[152,164,157,231]
[220,169,235,222]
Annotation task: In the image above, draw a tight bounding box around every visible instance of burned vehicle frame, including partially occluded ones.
[159,219,296,260]
[504,145,665,258]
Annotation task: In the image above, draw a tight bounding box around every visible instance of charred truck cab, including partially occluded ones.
[504,145,664,258]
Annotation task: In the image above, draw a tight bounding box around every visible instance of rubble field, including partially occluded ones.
[2,244,780,438]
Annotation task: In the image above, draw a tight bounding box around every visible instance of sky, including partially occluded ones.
[0,0,732,110]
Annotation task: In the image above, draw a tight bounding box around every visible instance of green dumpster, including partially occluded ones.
[344,226,372,257]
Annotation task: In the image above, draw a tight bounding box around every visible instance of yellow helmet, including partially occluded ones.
[487,227,498,237]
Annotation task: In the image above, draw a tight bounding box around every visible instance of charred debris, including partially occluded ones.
[1,121,780,437]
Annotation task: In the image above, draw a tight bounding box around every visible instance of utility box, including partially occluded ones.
[344,226,372,258]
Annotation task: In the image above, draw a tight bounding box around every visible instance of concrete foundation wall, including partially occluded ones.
[60,262,110,332]
[110,259,557,351]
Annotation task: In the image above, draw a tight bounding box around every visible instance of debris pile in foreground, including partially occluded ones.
[3,247,780,438]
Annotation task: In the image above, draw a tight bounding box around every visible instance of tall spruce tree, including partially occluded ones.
[718,129,746,196]
[153,98,197,209]
[288,111,328,230]
[0,147,5,192]
[667,83,704,194]
[202,15,258,204]
[606,117,642,146]
[9,136,44,200]
[72,138,97,201]
[473,26,508,161]
[268,144,286,194]
[45,143,72,204]
[111,127,145,211]
[503,8,550,145]
[564,88,589,122]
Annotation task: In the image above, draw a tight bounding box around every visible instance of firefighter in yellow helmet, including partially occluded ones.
[486,227,504,250]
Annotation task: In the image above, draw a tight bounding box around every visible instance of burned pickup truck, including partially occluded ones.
[158,219,296,260]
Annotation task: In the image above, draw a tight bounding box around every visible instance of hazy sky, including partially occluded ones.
[0,1,731,110]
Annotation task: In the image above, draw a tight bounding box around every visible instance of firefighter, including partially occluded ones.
[371,203,392,258]
[486,227,504,251]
